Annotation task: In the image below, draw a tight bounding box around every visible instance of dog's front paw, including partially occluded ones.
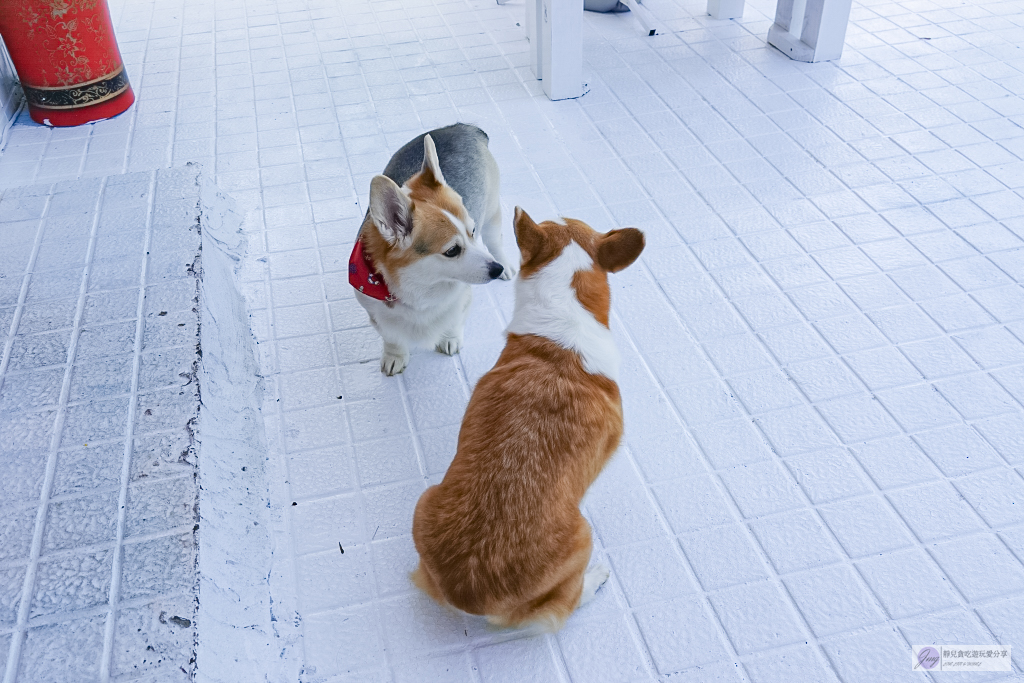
[435,336,462,356]
[498,261,517,280]
[381,351,409,375]
[579,563,610,607]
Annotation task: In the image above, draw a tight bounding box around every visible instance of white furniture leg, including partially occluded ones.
[767,0,852,62]
[707,0,744,19]
[526,0,543,80]
[619,0,659,36]
[538,0,584,100]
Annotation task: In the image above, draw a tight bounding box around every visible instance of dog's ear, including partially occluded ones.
[369,175,413,246]
[513,207,545,265]
[419,134,447,187]
[596,228,645,273]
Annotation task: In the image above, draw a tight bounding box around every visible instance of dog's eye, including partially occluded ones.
[443,245,462,258]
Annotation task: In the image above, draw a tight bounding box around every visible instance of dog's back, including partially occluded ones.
[413,333,622,626]
[383,123,495,227]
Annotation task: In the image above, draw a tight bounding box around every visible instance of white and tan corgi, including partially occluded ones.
[411,208,645,631]
[350,124,514,376]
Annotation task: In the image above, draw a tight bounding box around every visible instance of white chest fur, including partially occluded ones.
[506,242,620,381]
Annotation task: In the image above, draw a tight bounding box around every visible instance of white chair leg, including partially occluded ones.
[767,0,852,62]
[619,0,659,36]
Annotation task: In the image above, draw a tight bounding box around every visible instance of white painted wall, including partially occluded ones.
[0,36,23,146]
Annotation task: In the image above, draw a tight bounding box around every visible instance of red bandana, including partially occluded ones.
[349,239,397,303]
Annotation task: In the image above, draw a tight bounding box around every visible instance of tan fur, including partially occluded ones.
[360,162,471,290]
[412,211,645,631]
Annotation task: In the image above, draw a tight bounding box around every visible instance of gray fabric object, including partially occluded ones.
[584,0,630,11]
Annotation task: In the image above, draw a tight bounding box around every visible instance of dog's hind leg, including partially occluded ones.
[496,517,594,631]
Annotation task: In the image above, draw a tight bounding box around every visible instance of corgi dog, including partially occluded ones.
[350,124,515,376]
[411,208,645,631]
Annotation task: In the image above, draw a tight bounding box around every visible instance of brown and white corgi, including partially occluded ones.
[351,124,513,376]
[411,208,645,631]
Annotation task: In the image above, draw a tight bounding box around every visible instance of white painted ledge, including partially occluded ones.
[194,176,302,683]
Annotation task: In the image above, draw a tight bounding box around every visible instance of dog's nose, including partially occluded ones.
[488,262,504,280]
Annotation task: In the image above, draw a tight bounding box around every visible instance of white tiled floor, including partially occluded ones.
[1,0,1024,680]
[0,170,201,682]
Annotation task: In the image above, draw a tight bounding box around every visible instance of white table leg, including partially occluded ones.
[707,0,745,19]
[767,0,852,62]
[539,0,584,100]
[526,0,543,80]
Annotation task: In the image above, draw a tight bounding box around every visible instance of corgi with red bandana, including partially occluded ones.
[411,208,645,631]
[351,124,513,375]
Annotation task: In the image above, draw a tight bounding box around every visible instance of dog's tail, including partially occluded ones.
[453,121,488,142]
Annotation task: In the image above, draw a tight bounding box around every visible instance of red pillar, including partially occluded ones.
[0,0,135,127]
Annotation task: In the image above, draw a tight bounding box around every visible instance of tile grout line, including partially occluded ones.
[598,54,925,679]
[0,520,200,574]
[577,32,1021,670]
[26,128,48,187]
[76,131,92,180]
[588,113,990,680]
[0,589,195,634]
[526,70,877,676]
[0,187,53,678]
[250,2,388,674]
[602,59,1024,658]
[447,9,673,677]
[616,13,1023,354]
[473,71,759,674]
[2,176,108,683]
[412,6,567,680]
[98,169,158,682]
[474,8,662,680]
[581,18,1019,473]
[115,19,141,178]
[123,0,157,177]
[166,7,187,175]
[280,1,393,652]
[610,306,796,681]
[348,5,440,678]
[442,13,673,679]
[0,188,51,399]
[364,0,433,492]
